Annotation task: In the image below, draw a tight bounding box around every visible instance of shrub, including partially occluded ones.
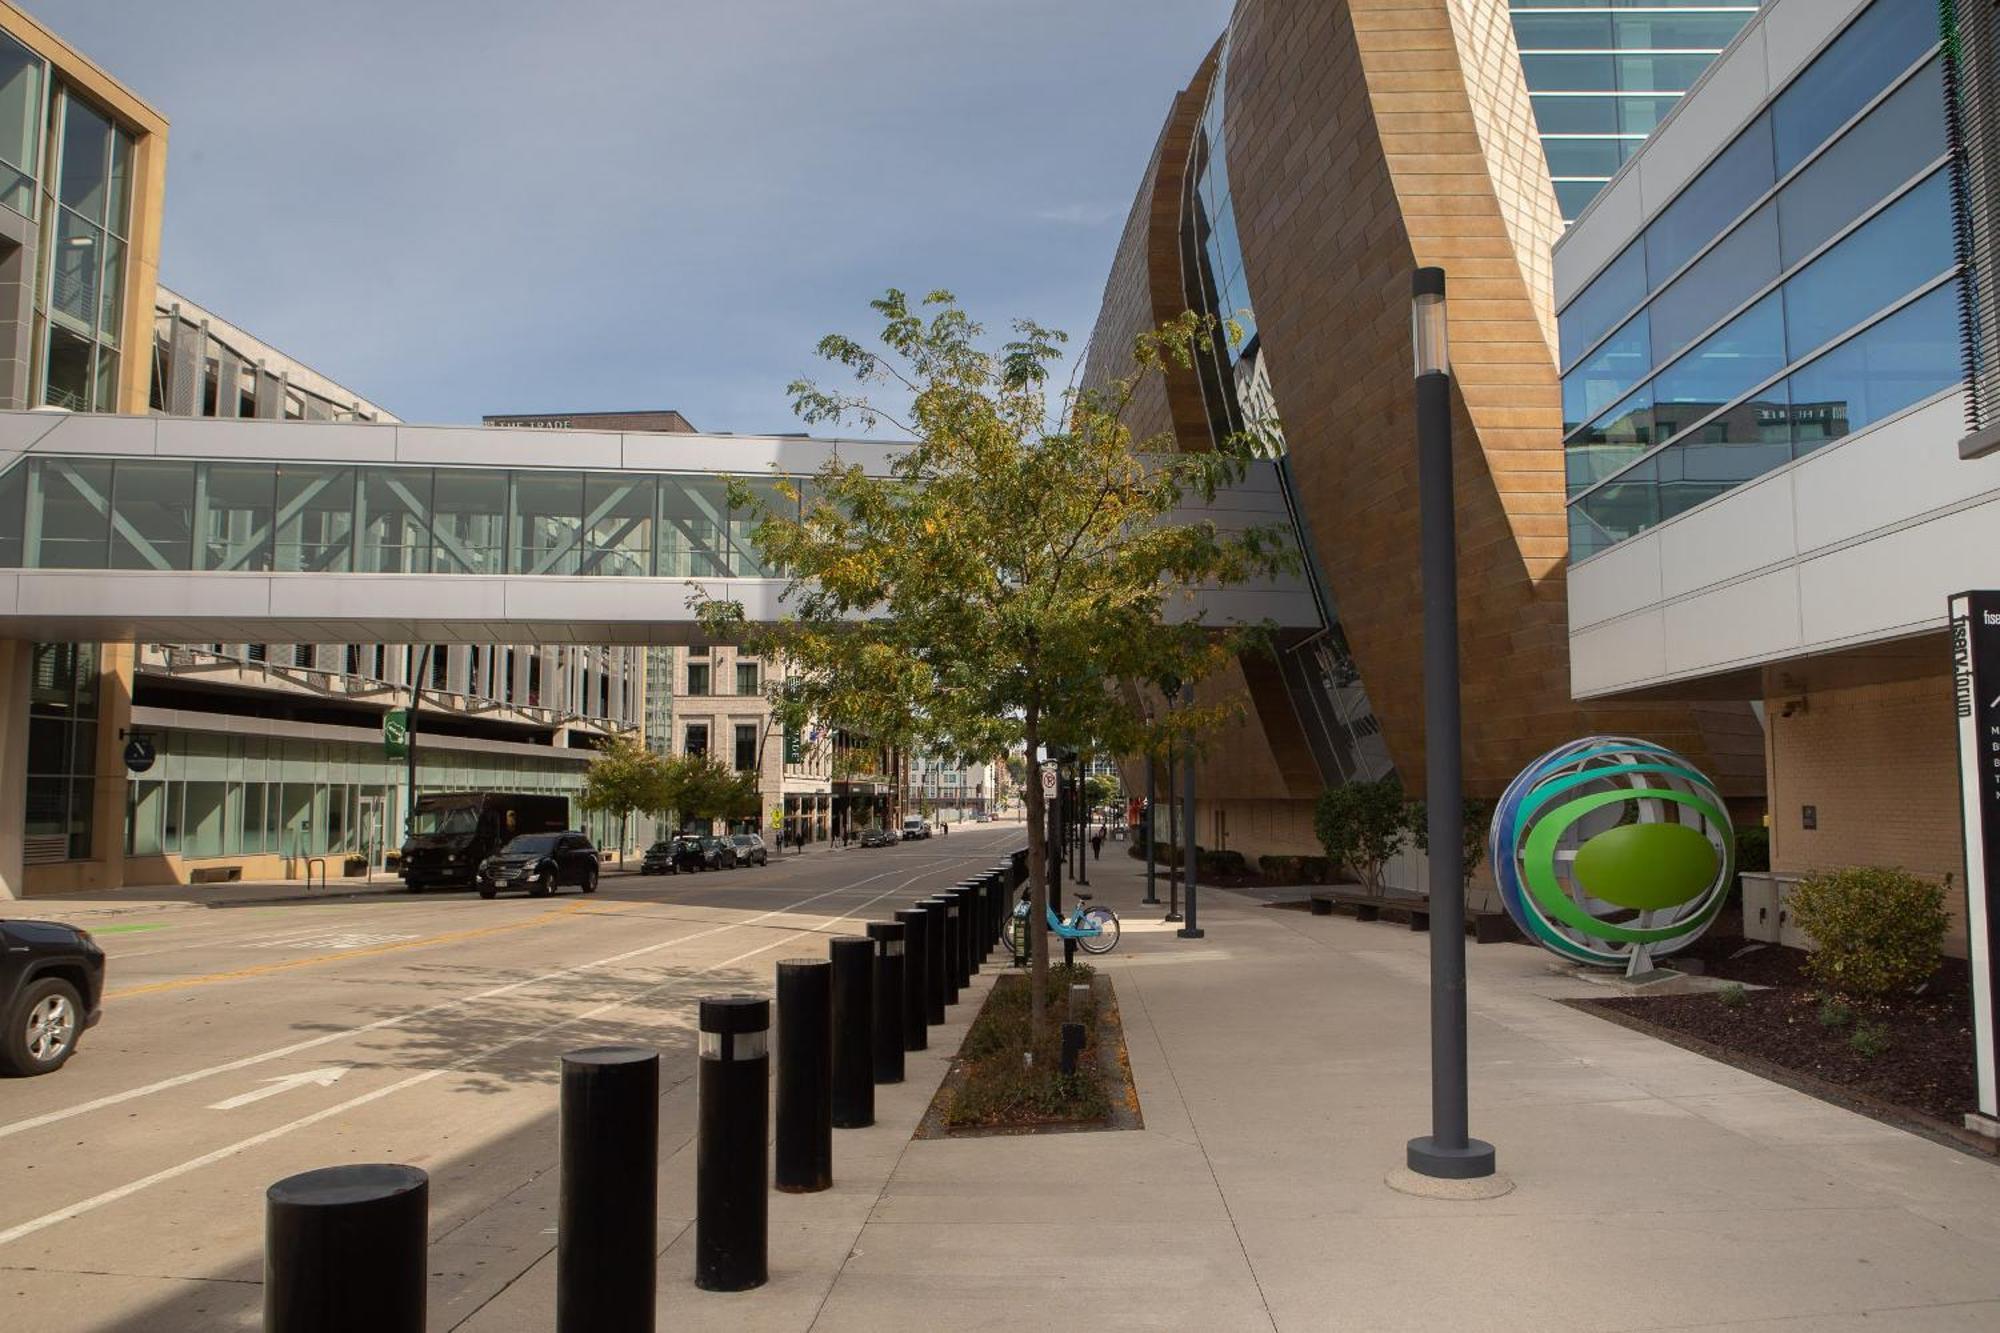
[1299,856,1332,885]
[1408,798,1495,887]
[1787,866,1950,998]
[1717,982,1748,1008]
[1198,849,1247,877]
[1816,997,1852,1029]
[1849,1021,1891,1060]
[1259,854,1304,882]
[1313,779,1410,891]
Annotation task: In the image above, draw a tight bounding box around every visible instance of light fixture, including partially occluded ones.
[1412,267,1448,378]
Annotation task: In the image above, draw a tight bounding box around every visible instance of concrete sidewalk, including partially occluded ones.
[628,848,2000,1331]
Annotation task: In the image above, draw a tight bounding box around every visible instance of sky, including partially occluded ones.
[32,0,1231,432]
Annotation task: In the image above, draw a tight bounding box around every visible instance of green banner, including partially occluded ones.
[384,708,410,759]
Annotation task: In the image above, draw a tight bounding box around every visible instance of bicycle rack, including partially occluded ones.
[303,857,328,892]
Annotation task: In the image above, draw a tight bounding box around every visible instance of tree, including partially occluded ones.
[661,752,762,832]
[1313,779,1411,893]
[697,289,1291,1038]
[1084,773,1119,814]
[579,733,668,857]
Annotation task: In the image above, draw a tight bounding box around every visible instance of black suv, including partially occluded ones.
[1,918,105,1076]
[477,832,600,899]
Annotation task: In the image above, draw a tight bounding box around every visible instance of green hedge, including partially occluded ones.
[1788,866,1949,998]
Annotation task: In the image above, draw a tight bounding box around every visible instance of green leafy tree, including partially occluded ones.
[661,752,763,832]
[697,289,1291,1036]
[1313,779,1411,893]
[1408,798,1494,890]
[579,733,668,857]
[1084,773,1119,814]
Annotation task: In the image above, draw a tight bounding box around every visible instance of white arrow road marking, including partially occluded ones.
[206,1066,347,1111]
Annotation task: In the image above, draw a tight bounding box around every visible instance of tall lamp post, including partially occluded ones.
[1404,268,1495,1181]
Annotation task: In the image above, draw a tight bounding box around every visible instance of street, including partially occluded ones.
[0,824,1024,1332]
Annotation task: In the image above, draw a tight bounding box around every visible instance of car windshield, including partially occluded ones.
[413,805,480,836]
[500,834,560,856]
[700,837,722,848]
[731,835,757,846]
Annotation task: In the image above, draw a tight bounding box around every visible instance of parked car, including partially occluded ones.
[1,917,105,1076]
[477,831,600,898]
[859,827,896,848]
[901,817,930,841]
[729,834,769,867]
[640,839,696,875]
[693,835,739,871]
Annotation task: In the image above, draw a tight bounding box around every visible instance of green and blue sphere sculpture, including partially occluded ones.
[1490,736,1733,969]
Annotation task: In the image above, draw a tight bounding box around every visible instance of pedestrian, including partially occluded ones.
[1091,827,1104,861]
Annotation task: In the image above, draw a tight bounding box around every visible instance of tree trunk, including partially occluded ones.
[1023,711,1049,1041]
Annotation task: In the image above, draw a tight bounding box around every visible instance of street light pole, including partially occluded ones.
[1405,267,1495,1181]
[1177,681,1203,940]
[1142,750,1159,905]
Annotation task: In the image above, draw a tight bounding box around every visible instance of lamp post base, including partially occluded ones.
[1406,1135,1496,1179]
[1175,926,1205,939]
[1162,912,1182,923]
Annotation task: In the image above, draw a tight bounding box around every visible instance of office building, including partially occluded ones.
[1081,0,1764,869]
[1559,0,1981,943]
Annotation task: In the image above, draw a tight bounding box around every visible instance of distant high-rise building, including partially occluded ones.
[1512,2,1763,221]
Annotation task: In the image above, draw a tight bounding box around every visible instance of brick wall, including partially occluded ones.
[1765,656,1970,953]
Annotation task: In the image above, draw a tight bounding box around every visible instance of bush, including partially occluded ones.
[1299,856,1332,885]
[1735,826,1771,875]
[1816,997,1852,1029]
[1259,854,1304,882]
[1717,982,1748,1008]
[1198,848,1247,877]
[1314,779,1410,891]
[1849,1021,1891,1059]
[1788,866,1949,998]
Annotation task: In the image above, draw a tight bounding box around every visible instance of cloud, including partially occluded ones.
[1032,202,1127,227]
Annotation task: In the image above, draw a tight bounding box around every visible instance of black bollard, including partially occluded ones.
[696,995,769,1292]
[894,907,929,1050]
[1060,1022,1086,1076]
[957,885,982,978]
[559,1047,658,1333]
[928,896,961,1004]
[865,921,906,1084]
[919,897,950,1020]
[829,935,875,1128]
[774,959,832,1193]
[266,1163,427,1333]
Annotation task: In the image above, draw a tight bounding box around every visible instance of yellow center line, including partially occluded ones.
[106,899,642,1000]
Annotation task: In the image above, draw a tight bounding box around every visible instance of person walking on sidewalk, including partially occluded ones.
[1091,827,1105,861]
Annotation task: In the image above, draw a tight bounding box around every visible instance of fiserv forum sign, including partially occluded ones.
[1951,592,2000,1124]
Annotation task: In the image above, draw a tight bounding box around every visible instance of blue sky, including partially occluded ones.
[34,0,1230,431]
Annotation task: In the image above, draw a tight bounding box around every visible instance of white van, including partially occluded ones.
[901,817,930,841]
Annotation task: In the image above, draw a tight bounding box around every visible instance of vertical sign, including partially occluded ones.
[383,708,410,759]
[1951,591,2000,1121]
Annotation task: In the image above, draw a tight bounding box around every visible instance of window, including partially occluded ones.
[361,469,431,573]
[1647,202,1778,366]
[735,724,757,773]
[201,463,275,572]
[736,662,759,696]
[37,90,135,412]
[1770,0,1936,175]
[686,662,710,696]
[583,473,653,576]
[684,723,708,757]
[1781,169,1952,361]
[511,470,581,575]
[1564,310,1651,433]
[1785,281,1960,457]
[109,461,194,571]
[1560,240,1646,371]
[0,33,42,216]
[26,641,97,859]
[275,466,355,572]
[430,468,507,574]
[1644,114,1773,282]
[1566,386,1655,496]
[1774,59,1945,267]
[1651,294,1786,443]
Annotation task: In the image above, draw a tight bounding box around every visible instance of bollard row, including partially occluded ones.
[264,848,1034,1321]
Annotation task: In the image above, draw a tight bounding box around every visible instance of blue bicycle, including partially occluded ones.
[1008,890,1121,958]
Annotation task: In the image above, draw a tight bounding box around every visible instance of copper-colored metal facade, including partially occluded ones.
[1084,0,1763,855]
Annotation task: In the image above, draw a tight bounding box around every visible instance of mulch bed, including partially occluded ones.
[916,965,1142,1138]
[1572,929,1984,1151]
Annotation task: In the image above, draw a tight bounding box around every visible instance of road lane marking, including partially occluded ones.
[103,903,591,1000]
[0,858,980,1249]
[0,844,1013,1144]
[206,1066,348,1111]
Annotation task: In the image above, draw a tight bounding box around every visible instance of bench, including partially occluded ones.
[1308,889,1519,943]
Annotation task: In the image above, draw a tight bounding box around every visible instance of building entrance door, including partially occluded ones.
[358,794,387,874]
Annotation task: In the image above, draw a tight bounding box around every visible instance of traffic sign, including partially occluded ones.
[1041,763,1058,799]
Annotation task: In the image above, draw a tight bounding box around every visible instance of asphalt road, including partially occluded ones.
[0,824,1024,1332]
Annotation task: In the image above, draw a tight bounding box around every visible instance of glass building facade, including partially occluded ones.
[1560,0,1958,558]
[1513,2,1763,221]
[1179,35,1393,788]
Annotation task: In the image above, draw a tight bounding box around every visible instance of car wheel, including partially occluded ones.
[478,888,497,900]
[1,977,83,1077]
[531,871,554,898]
[583,867,598,894]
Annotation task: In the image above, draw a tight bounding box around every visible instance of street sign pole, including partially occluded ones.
[1951,591,2000,1135]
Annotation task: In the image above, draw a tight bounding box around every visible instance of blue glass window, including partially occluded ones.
[1775,58,1945,267]
[1771,0,1938,175]
[1566,385,1655,496]
[1644,113,1773,281]
[1648,201,1778,365]
[1531,95,1684,136]
[1513,14,1612,49]
[1559,239,1647,370]
[1563,309,1651,434]
[1571,458,1658,561]
[1782,169,1952,360]
[1785,280,1961,457]
[1651,293,1784,441]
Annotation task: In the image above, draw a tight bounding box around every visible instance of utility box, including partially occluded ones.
[1739,872,1810,949]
